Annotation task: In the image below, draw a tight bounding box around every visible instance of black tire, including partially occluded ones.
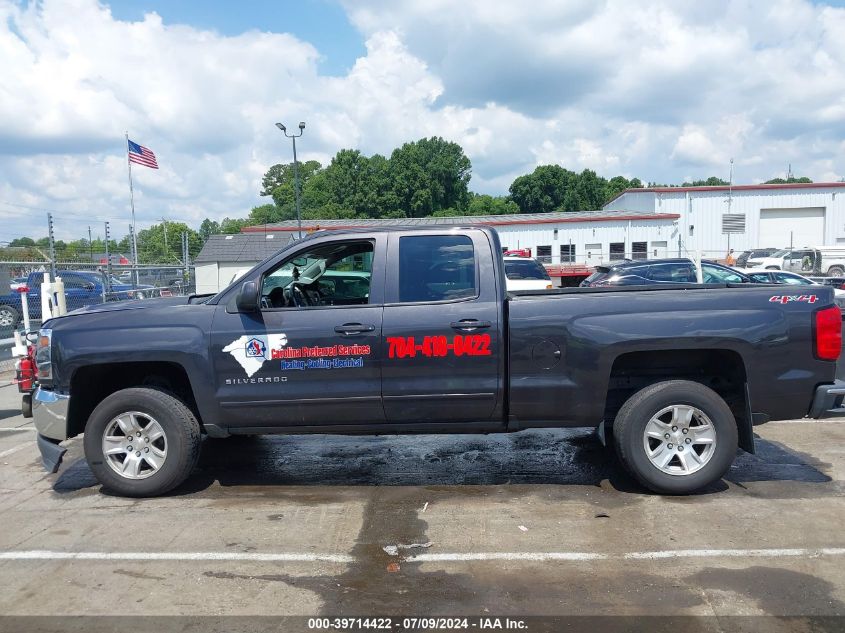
[83,387,201,497]
[0,304,20,330]
[828,266,844,277]
[21,393,32,418]
[612,380,738,494]
[765,266,780,270]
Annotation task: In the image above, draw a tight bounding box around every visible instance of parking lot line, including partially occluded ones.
[0,443,31,459]
[1,547,843,564]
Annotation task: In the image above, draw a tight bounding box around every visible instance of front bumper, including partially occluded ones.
[808,380,845,419]
[32,387,70,473]
[32,387,70,440]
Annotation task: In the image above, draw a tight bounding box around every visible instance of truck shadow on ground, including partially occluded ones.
[52,428,833,498]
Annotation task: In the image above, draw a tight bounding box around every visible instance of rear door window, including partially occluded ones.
[398,235,477,303]
[647,263,694,282]
[504,259,550,280]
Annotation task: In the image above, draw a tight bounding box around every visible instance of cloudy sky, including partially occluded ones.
[1,0,844,241]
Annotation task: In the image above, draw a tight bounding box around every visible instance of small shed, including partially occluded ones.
[194,233,292,294]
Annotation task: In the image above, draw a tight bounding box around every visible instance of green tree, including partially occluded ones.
[136,222,202,263]
[389,137,472,217]
[248,204,285,225]
[604,176,643,204]
[682,177,730,186]
[465,194,519,215]
[219,217,253,234]
[9,237,35,247]
[509,165,577,212]
[260,160,323,197]
[764,176,813,184]
[198,218,221,241]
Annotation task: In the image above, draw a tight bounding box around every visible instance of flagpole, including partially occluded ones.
[125,131,139,287]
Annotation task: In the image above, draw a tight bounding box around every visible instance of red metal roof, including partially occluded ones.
[605,181,845,206]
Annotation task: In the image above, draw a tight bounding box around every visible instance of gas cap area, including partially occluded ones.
[532,339,562,369]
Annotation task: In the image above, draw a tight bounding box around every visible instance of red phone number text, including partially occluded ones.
[386,334,492,359]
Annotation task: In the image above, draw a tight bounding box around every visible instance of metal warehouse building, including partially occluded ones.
[194,182,845,293]
[604,182,845,257]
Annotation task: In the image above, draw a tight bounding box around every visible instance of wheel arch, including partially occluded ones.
[67,361,201,438]
[604,348,754,453]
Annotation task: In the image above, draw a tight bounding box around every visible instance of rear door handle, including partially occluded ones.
[450,319,492,331]
[334,323,376,335]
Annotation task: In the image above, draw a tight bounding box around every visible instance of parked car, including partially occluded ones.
[118,268,185,288]
[746,247,845,276]
[735,248,779,269]
[744,269,845,306]
[503,256,553,291]
[580,258,751,287]
[808,277,845,290]
[0,270,153,329]
[31,226,845,498]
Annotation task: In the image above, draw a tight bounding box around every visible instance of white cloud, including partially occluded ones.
[1,0,844,241]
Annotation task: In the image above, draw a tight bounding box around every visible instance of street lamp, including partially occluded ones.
[275,121,306,239]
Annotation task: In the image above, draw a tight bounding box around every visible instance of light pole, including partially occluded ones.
[275,121,306,239]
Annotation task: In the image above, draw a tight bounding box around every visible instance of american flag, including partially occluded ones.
[127,139,159,169]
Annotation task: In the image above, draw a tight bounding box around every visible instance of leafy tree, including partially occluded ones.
[248,204,285,225]
[9,237,35,247]
[219,217,253,234]
[389,137,472,217]
[136,222,202,263]
[682,177,730,186]
[260,160,323,198]
[764,176,813,184]
[198,218,221,241]
[466,194,519,215]
[604,176,643,204]
[509,165,577,212]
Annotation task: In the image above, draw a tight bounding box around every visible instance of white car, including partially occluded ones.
[503,256,554,291]
[743,268,845,300]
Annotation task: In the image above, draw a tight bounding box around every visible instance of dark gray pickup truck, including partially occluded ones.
[32,226,845,496]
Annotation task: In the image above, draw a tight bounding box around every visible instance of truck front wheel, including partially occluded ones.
[612,380,738,494]
[83,387,201,497]
[0,305,19,329]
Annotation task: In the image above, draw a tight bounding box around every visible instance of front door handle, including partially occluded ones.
[450,319,492,331]
[334,323,376,335]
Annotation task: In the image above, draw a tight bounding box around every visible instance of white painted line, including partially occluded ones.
[0,428,36,433]
[409,547,845,562]
[0,547,843,565]
[0,551,354,563]
[0,443,30,459]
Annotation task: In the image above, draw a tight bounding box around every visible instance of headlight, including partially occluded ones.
[35,328,52,385]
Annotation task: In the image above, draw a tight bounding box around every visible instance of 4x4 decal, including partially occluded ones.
[769,295,819,305]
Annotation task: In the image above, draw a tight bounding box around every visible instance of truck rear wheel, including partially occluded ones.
[612,380,737,494]
[827,266,844,277]
[83,387,201,497]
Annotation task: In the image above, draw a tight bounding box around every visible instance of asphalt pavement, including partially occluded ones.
[0,384,843,631]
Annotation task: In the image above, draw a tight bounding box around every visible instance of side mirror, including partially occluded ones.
[236,281,259,312]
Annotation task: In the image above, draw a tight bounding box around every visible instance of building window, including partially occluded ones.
[609,242,625,261]
[536,245,552,264]
[631,242,647,260]
[560,244,575,263]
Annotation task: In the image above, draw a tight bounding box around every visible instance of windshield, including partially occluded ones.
[770,250,790,258]
[504,259,550,280]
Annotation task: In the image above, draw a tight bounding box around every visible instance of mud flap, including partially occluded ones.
[36,434,67,473]
[737,383,756,454]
